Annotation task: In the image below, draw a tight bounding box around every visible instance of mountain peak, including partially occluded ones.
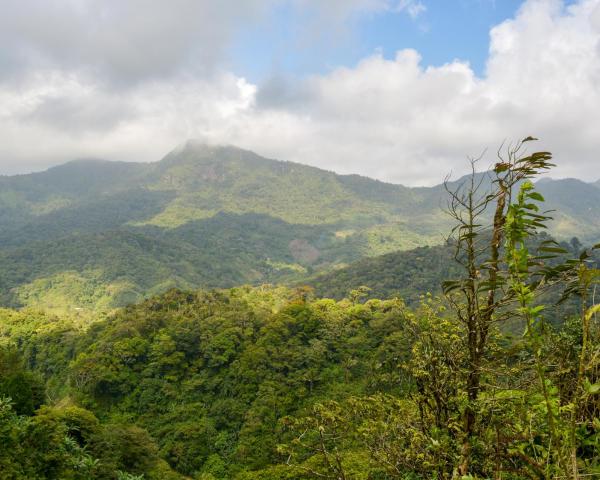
[168,139,244,157]
[49,157,116,170]
[158,140,260,170]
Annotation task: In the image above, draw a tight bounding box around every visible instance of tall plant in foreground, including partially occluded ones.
[442,137,554,476]
[504,179,567,476]
[506,180,600,478]
[444,137,599,478]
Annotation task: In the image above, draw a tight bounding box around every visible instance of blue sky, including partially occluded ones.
[231,0,535,81]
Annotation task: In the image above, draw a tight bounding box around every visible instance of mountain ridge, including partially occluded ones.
[0,142,598,314]
[2,141,597,189]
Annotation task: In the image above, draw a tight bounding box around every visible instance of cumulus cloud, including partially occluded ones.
[0,0,417,86]
[248,0,600,184]
[0,0,275,86]
[0,0,599,185]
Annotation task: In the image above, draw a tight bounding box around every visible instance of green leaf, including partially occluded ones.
[523,203,540,212]
[526,192,545,202]
[585,381,600,395]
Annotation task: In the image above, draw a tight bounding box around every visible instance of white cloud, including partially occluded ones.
[0,0,420,86]
[394,0,427,19]
[0,0,276,85]
[0,0,599,185]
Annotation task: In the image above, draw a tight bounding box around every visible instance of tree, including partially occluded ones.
[442,138,555,475]
[0,345,45,416]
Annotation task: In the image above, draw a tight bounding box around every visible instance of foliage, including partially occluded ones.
[0,141,599,478]
[1,143,598,314]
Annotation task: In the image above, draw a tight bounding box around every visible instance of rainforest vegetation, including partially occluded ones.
[1,143,600,317]
[1,140,599,479]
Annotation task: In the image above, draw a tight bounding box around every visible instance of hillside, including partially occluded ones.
[1,142,599,313]
[1,273,598,478]
[0,286,416,478]
[1,149,599,479]
[535,178,600,240]
[306,243,457,303]
[304,236,600,331]
[0,143,438,233]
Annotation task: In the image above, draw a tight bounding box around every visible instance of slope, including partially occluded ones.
[1,142,599,312]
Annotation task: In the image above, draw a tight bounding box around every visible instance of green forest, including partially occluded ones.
[1,141,599,479]
[1,143,600,317]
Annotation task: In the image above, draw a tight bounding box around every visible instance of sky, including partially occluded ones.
[0,0,598,185]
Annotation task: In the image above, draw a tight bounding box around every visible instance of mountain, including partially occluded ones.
[534,177,600,241]
[0,141,598,314]
[307,243,457,304]
[307,236,600,296]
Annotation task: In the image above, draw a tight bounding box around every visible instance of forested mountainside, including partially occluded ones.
[1,276,598,479]
[1,287,415,479]
[1,142,600,315]
[308,243,458,303]
[1,145,599,479]
[308,236,600,303]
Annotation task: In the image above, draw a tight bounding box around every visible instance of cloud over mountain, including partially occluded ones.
[0,0,598,185]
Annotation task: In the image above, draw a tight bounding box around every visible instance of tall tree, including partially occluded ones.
[442,138,554,475]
